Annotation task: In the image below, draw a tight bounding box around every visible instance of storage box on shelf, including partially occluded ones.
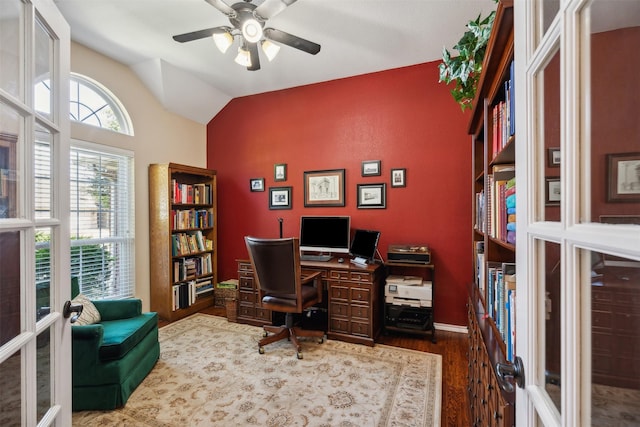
[467,1,516,425]
[149,163,218,322]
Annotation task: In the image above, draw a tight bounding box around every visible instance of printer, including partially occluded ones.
[384,275,432,307]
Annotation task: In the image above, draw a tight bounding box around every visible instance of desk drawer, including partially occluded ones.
[330,284,349,301]
[350,287,370,304]
[239,290,256,304]
[330,301,349,318]
[351,320,370,337]
[350,304,370,320]
[329,270,350,281]
[238,304,255,318]
[351,271,373,283]
[330,318,349,333]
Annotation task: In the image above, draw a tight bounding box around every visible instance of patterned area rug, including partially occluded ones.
[73,313,442,426]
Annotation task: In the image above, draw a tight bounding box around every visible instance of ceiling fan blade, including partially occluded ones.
[204,0,236,17]
[264,28,320,55]
[254,0,298,20]
[173,26,230,43]
[247,42,261,71]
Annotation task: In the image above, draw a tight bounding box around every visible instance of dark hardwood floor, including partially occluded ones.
[161,306,471,427]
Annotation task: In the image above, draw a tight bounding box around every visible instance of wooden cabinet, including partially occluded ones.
[148,163,217,322]
[236,259,272,326]
[236,258,384,346]
[467,1,516,425]
[324,264,383,346]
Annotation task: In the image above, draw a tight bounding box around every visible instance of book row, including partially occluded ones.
[475,166,516,245]
[171,180,212,205]
[171,208,214,230]
[171,231,213,256]
[173,254,213,282]
[491,60,515,160]
[487,261,516,362]
[172,278,213,311]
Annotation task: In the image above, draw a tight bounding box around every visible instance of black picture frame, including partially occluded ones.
[274,163,287,182]
[545,177,560,206]
[303,169,346,207]
[361,160,381,176]
[547,147,561,168]
[357,183,386,209]
[249,178,264,192]
[269,186,292,210]
[390,168,406,188]
[606,152,640,202]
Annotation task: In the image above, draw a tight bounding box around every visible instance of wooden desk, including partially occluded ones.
[236,258,384,346]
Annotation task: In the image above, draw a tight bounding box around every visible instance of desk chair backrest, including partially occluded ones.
[244,236,304,312]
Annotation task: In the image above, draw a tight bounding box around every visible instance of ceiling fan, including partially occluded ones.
[172,0,321,71]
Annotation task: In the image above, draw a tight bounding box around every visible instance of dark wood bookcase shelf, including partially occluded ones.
[468,1,516,426]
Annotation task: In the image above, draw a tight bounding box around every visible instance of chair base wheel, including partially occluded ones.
[318,337,324,344]
[296,351,303,359]
[258,346,265,354]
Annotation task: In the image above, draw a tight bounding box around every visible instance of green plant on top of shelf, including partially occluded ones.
[438,2,497,111]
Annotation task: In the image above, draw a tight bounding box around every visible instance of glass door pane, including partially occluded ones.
[586,0,640,223]
[587,249,640,425]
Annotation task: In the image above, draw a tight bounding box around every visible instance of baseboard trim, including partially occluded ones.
[434,323,468,334]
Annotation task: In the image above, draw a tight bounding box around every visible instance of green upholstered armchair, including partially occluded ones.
[70,284,159,411]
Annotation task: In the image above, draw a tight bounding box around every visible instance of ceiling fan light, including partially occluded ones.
[261,40,280,61]
[241,18,263,43]
[234,46,252,67]
[213,31,233,53]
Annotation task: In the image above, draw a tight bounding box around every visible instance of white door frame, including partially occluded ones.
[0,0,70,425]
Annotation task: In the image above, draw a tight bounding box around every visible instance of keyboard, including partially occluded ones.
[300,254,332,262]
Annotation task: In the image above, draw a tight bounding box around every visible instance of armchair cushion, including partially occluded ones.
[98,313,158,361]
[71,293,101,325]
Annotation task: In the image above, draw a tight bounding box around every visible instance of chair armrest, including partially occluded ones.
[301,271,323,303]
[93,299,142,321]
[71,324,104,383]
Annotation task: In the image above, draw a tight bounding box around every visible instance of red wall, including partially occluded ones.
[206,61,472,326]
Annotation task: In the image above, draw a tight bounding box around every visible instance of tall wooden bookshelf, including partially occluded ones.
[149,163,218,322]
[467,1,516,426]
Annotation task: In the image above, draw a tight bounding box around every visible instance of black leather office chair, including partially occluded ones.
[244,236,325,359]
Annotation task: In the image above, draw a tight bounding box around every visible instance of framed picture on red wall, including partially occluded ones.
[390,168,406,187]
[303,169,345,207]
[607,152,640,202]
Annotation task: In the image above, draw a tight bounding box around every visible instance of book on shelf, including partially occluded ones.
[484,261,517,358]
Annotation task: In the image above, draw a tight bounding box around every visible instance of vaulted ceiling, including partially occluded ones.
[54,0,496,124]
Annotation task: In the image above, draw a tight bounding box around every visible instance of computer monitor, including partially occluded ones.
[299,216,351,254]
[350,229,381,264]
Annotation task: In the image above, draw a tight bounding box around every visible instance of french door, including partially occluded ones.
[515,0,640,425]
[0,0,71,425]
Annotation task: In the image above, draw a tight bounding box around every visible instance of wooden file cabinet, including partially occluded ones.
[236,258,384,346]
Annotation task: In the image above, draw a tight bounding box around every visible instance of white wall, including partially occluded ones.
[70,42,207,311]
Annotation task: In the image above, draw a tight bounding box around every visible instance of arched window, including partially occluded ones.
[35,73,134,135]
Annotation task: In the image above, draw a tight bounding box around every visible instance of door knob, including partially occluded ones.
[496,356,525,392]
[63,300,83,323]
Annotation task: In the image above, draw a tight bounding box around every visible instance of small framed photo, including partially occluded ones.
[303,169,346,207]
[249,178,264,192]
[545,177,561,206]
[269,186,292,210]
[274,163,287,182]
[547,147,561,167]
[361,160,381,177]
[357,183,386,209]
[390,168,406,188]
[607,152,640,202]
